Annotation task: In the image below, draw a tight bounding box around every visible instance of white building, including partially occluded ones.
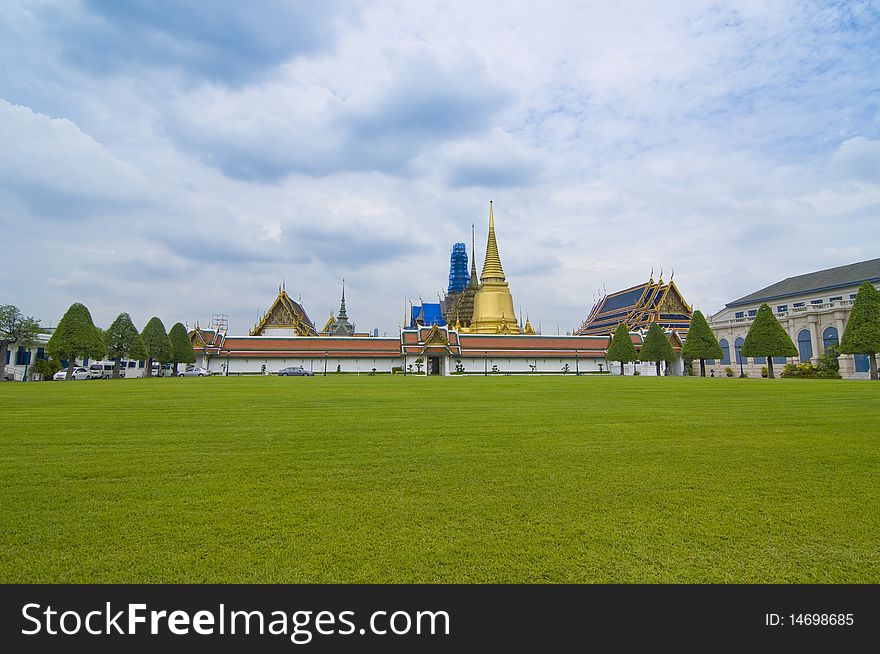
[2,331,51,381]
[705,258,880,379]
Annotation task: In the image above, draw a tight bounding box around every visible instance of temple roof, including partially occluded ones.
[726,257,880,307]
[215,336,399,358]
[250,285,317,336]
[410,302,445,328]
[578,277,692,337]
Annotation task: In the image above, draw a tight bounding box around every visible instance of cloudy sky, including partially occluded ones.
[2,1,879,335]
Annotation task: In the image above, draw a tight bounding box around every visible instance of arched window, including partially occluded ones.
[822,326,838,353]
[719,339,731,365]
[734,337,746,364]
[797,330,813,363]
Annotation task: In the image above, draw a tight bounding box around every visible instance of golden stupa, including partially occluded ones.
[469,201,519,334]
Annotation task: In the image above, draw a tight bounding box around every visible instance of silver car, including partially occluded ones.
[179,366,212,377]
[53,367,90,381]
[278,366,314,376]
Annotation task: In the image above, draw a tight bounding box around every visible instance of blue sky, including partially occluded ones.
[1,0,879,334]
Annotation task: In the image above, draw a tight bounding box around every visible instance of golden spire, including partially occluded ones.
[480,201,505,282]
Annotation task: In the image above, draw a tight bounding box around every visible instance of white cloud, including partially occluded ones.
[0,100,150,217]
[829,137,880,183]
[0,0,878,333]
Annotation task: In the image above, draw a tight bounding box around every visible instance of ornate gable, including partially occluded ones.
[657,281,692,314]
[424,323,449,346]
[250,289,318,336]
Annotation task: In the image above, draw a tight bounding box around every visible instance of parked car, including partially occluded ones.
[53,367,90,381]
[88,361,120,379]
[278,366,314,377]
[179,366,212,377]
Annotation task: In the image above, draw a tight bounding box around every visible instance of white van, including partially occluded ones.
[150,362,173,377]
[88,361,125,379]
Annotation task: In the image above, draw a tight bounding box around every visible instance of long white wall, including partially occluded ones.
[400,353,682,375]
[196,354,400,375]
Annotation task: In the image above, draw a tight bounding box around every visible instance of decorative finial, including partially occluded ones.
[670,266,675,281]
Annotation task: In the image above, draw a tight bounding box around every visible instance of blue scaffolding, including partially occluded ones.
[447,242,470,293]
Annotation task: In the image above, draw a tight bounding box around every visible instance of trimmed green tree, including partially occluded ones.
[0,305,42,376]
[839,282,880,380]
[168,322,196,376]
[607,323,639,375]
[741,303,797,379]
[681,310,723,377]
[638,323,676,376]
[105,313,146,379]
[46,302,105,380]
[141,317,173,378]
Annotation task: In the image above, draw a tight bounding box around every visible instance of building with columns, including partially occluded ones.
[704,258,880,379]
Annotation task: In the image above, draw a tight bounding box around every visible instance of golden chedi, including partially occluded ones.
[470,201,519,334]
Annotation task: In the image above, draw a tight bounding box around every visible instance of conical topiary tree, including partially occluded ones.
[607,323,639,375]
[104,312,146,379]
[839,282,880,381]
[141,317,172,378]
[638,323,676,376]
[681,310,723,377]
[168,322,197,376]
[741,303,797,379]
[46,302,105,380]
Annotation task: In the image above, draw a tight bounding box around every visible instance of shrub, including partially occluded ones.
[816,347,841,379]
[761,366,768,378]
[31,358,61,381]
[633,370,641,376]
[725,367,734,377]
[781,362,817,378]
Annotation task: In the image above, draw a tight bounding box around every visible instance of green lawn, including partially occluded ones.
[1,375,877,583]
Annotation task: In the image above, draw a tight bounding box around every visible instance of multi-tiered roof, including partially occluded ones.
[577,276,692,338]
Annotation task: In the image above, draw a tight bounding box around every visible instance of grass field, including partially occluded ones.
[1,375,877,583]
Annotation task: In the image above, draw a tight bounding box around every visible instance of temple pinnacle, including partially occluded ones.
[338,279,348,319]
[480,201,505,282]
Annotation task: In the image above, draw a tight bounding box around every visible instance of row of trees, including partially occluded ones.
[25,302,197,380]
[606,322,676,375]
[605,281,880,380]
